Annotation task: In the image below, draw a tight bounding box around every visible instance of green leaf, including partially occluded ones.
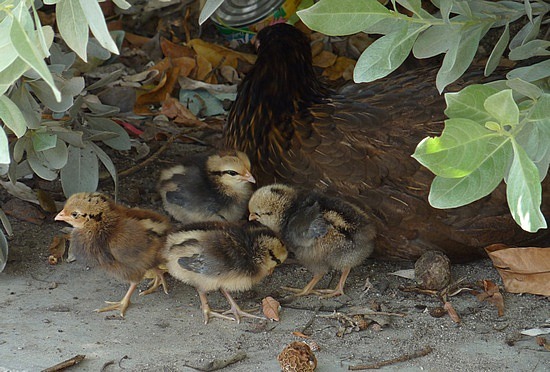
[444,84,499,122]
[484,89,519,126]
[506,59,550,82]
[484,23,509,77]
[508,39,550,61]
[61,143,99,196]
[506,140,546,232]
[413,118,498,178]
[32,131,57,152]
[0,227,7,273]
[0,58,28,96]
[10,16,61,101]
[90,142,118,201]
[112,0,131,10]
[412,23,460,59]
[31,2,50,58]
[516,121,550,181]
[436,23,487,93]
[199,0,225,25]
[396,0,434,18]
[56,0,89,61]
[42,138,68,170]
[0,95,27,137]
[429,139,512,208]
[0,16,18,71]
[29,76,84,113]
[354,23,426,83]
[86,117,131,150]
[27,148,58,180]
[509,14,542,49]
[506,78,542,100]
[0,127,9,164]
[297,0,392,36]
[78,0,118,54]
[10,84,42,130]
[439,0,452,23]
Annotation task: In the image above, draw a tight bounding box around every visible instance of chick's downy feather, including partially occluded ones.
[165,221,287,323]
[249,184,375,297]
[225,23,550,262]
[158,151,255,224]
[55,192,171,316]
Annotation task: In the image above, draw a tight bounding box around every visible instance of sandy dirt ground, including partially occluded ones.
[1,142,549,372]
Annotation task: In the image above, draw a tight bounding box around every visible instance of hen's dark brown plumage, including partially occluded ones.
[224,23,550,261]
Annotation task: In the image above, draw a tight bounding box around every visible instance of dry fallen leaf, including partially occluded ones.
[134,66,180,114]
[313,50,337,69]
[161,37,195,59]
[188,39,256,70]
[48,235,69,265]
[486,244,550,296]
[476,279,505,317]
[262,296,281,321]
[160,95,203,126]
[291,331,310,339]
[323,56,356,81]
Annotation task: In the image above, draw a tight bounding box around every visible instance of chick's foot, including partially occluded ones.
[95,282,137,317]
[140,267,168,296]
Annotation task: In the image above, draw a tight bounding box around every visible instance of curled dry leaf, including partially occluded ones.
[48,235,69,265]
[160,37,195,59]
[187,39,256,70]
[476,280,505,317]
[262,296,281,321]
[313,50,337,69]
[160,96,204,126]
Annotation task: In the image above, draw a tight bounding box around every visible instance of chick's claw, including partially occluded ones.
[140,268,168,296]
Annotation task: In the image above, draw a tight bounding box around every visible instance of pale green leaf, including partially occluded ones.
[354,23,426,83]
[10,84,42,130]
[413,23,460,58]
[516,122,550,181]
[27,148,58,180]
[56,0,89,61]
[78,0,118,54]
[13,136,30,163]
[112,0,131,10]
[0,128,9,164]
[0,228,7,273]
[509,39,550,61]
[506,78,542,100]
[396,0,434,18]
[413,118,498,178]
[0,16,18,71]
[86,117,131,150]
[506,59,550,82]
[439,0,452,23]
[507,140,546,232]
[199,0,225,25]
[10,16,61,101]
[61,143,99,196]
[509,14,542,49]
[90,142,118,201]
[444,84,499,122]
[429,139,512,208]
[484,23,509,77]
[32,131,57,152]
[0,95,27,137]
[0,208,12,236]
[436,23,487,93]
[297,0,392,36]
[42,138,68,170]
[0,58,28,96]
[30,2,50,58]
[484,89,519,126]
[51,127,85,147]
[524,0,533,22]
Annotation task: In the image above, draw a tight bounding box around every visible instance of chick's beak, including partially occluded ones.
[54,210,67,222]
[249,213,258,221]
[240,172,256,184]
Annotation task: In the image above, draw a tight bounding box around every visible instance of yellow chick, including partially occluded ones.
[164,221,287,324]
[55,192,171,316]
[248,184,376,298]
[158,151,256,224]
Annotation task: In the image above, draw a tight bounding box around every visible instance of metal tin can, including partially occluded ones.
[212,0,302,43]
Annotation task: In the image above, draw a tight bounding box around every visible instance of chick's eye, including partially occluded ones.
[224,170,239,176]
[71,211,79,218]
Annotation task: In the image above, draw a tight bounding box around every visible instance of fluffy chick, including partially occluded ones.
[248,184,376,298]
[55,192,171,316]
[164,221,287,324]
[158,151,256,224]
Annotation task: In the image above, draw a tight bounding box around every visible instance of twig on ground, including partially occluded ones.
[116,135,177,179]
[100,360,114,372]
[348,346,433,370]
[41,355,85,372]
[183,351,247,371]
[300,305,322,335]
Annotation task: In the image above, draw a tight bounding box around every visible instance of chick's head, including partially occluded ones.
[248,184,296,232]
[257,233,288,273]
[55,192,114,229]
[207,151,255,196]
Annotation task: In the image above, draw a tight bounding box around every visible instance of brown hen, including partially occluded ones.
[224,23,550,261]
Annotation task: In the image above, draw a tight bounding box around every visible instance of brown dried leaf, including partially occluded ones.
[262,296,280,321]
[187,39,256,70]
[160,37,195,59]
[486,244,550,296]
[160,96,203,126]
[193,54,214,83]
[443,301,461,323]
[291,331,310,339]
[475,279,505,317]
[134,66,180,114]
[36,189,57,213]
[48,235,68,265]
[313,50,337,68]
[323,56,356,81]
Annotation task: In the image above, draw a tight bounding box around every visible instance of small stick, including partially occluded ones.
[116,135,177,179]
[184,351,247,371]
[348,346,433,370]
[41,355,85,372]
[300,305,322,334]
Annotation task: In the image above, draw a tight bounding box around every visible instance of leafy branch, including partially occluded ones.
[297,0,549,233]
